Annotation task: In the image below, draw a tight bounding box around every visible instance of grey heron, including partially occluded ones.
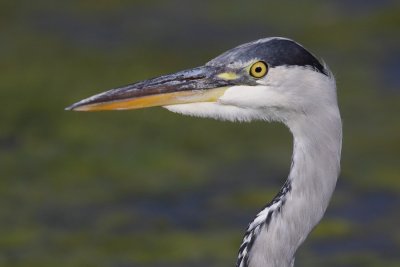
[67,37,342,267]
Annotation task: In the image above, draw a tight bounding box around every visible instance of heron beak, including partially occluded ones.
[66,66,238,111]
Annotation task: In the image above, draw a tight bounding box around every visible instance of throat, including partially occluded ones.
[237,111,342,267]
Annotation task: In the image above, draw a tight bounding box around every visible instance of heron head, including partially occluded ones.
[66,37,336,122]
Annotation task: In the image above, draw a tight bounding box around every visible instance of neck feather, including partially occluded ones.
[237,106,342,267]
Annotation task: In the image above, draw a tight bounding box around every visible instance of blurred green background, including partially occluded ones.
[1,0,400,266]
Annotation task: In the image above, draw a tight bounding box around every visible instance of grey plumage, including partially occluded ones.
[67,37,342,267]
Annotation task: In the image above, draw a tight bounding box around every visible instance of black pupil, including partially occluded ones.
[255,66,262,73]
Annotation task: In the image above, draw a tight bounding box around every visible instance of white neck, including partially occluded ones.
[238,106,342,267]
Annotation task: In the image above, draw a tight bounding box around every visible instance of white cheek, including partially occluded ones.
[219,85,291,109]
[164,102,262,122]
[219,66,334,112]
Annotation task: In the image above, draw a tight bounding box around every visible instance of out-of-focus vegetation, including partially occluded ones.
[1,1,399,266]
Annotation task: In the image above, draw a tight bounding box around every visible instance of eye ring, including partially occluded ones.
[249,61,268,78]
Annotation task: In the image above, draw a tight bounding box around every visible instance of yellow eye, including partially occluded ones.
[249,61,268,78]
